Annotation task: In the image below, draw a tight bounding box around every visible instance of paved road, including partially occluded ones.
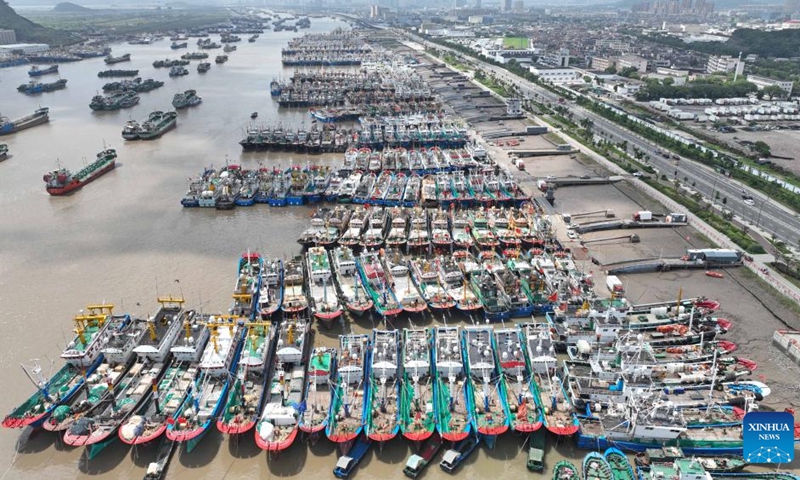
[401,31,800,247]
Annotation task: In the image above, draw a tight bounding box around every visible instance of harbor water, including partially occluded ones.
[0,17,589,480]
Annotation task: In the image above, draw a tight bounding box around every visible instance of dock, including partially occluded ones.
[773,330,800,366]
[603,256,743,275]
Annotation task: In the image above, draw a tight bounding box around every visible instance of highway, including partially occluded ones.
[402,31,800,247]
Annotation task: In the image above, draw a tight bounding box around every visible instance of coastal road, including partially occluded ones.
[400,31,800,247]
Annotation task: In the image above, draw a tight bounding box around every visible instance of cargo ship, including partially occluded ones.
[17,79,67,95]
[105,53,131,64]
[0,107,50,136]
[43,149,117,195]
[28,64,59,76]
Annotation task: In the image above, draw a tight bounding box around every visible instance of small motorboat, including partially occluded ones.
[251,112,258,119]
[705,271,724,279]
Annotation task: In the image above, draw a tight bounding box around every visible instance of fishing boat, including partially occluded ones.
[635,447,747,473]
[142,436,176,480]
[385,207,409,249]
[430,209,453,250]
[3,305,118,429]
[494,267,534,317]
[216,322,273,434]
[451,210,473,250]
[403,174,421,207]
[403,432,443,478]
[407,208,429,251]
[400,328,436,443]
[494,328,542,433]
[584,452,614,480]
[437,256,481,312]
[138,111,178,140]
[0,144,7,161]
[255,318,309,451]
[365,329,400,443]
[299,347,336,437]
[470,269,511,322]
[361,206,389,249]
[281,256,308,315]
[232,253,262,318]
[258,257,283,319]
[326,334,370,445]
[118,304,207,446]
[462,326,510,447]
[357,250,403,317]
[439,434,480,473]
[369,171,392,204]
[333,435,371,479]
[28,64,58,76]
[339,208,369,249]
[605,448,635,480]
[44,313,136,434]
[384,172,407,206]
[166,316,242,452]
[384,249,427,314]
[410,257,455,311]
[353,172,376,204]
[470,209,500,250]
[331,247,373,315]
[318,206,351,247]
[63,316,164,458]
[433,326,471,442]
[43,148,117,195]
[554,460,581,480]
[338,171,361,203]
[523,323,579,436]
[306,246,343,325]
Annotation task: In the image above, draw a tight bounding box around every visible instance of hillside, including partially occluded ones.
[52,2,91,12]
[0,1,78,46]
[647,28,800,59]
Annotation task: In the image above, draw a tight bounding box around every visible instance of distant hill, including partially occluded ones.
[0,1,78,45]
[52,2,91,12]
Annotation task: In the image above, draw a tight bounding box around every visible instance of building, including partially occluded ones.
[513,0,525,11]
[617,55,649,73]
[591,57,616,70]
[0,43,49,55]
[0,30,16,45]
[541,48,570,68]
[686,248,742,264]
[529,65,580,84]
[706,55,739,74]
[507,98,522,115]
[502,0,512,11]
[747,74,794,96]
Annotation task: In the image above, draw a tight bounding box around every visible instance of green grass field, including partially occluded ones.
[503,37,529,49]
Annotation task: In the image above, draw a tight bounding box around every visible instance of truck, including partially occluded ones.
[606,275,624,295]
[515,158,525,170]
[633,210,652,221]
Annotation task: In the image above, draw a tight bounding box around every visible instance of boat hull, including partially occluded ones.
[46,161,116,196]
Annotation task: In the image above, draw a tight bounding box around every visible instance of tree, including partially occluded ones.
[763,85,786,99]
[583,75,592,83]
[722,196,727,205]
[753,140,771,158]
[662,76,674,86]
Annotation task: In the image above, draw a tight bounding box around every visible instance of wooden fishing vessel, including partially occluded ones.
[384,248,427,313]
[361,206,389,249]
[255,318,309,451]
[451,210,473,250]
[470,209,500,250]
[386,207,409,249]
[463,326,510,446]
[306,246,343,325]
[299,347,336,437]
[430,209,453,250]
[407,207,429,250]
[232,253,262,318]
[258,257,283,319]
[339,208,369,249]
[410,257,455,311]
[634,446,748,473]
[327,334,370,445]
[330,246,373,315]
[605,448,635,480]
[119,308,209,446]
[400,328,436,443]
[433,326,471,442]
[494,327,542,433]
[281,256,308,315]
[365,329,400,443]
[216,321,274,434]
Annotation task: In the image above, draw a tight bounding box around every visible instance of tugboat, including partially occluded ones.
[281,256,308,315]
[43,148,117,195]
[400,328,436,443]
[494,327,542,433]
[462,326,510,448]
[166,316,242,452]
[331,247,373,316]
[255,318,309,451]
[118,301,207,446]
[365,329,400,443]
[0,107,50,136]
[326,334,370,445]
[3,304,115,429]
[433,326,471,442]
[216,321,273,434]
[357,250,403,318]
[257,257,284,319]
[298,347,336,438]
[306,246,343,327]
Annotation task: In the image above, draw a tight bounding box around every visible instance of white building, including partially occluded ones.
[507,98,522,115]
[617,55,648,73]
[706,55,739,74]
[747,75,794,96]
[529,65,580,85]
[0,43,49,55]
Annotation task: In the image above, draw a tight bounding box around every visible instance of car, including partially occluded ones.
[580,175,591,179]
[744,198,755,206]
[632,172,643,178]
[567,231,578,239]
[545,175,557,180]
